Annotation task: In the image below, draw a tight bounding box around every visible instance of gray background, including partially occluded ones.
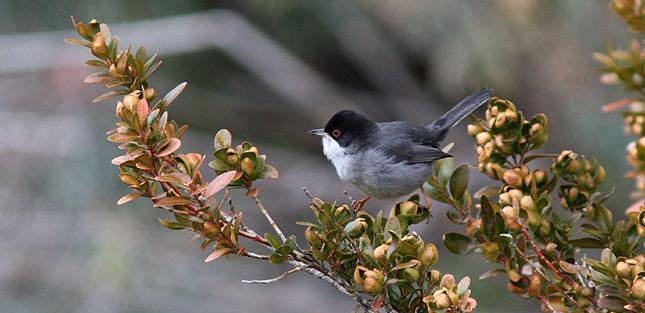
[0,1,636,312]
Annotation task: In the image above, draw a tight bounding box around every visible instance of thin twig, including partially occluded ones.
[242,267,302,284]
[252,195,287,243]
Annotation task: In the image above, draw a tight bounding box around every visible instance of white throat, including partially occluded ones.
[321,136,352,180]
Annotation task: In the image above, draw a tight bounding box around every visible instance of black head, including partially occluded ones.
[309,110,377,147]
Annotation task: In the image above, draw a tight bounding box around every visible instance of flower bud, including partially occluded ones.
[481,242,500,261]
[499,192,512,206]
[241,157,254,175]
[539,219,551,237]
[116,101,126,119]
[543,242,556,254]
[508,189,524,201]
[632,277,645,299]
[566,159,581,174]
[527,272,542,297]
[465,219,483,237]
[373,244,389,262]
[419,243,439,266]
[434,291,451,309]
[399,201,418,216]
[144,88,156,101]
[123,94,139,111]
[485,162,504,180]
[203,221,219,238]
[431,269,441,283]
[494,114,507,128]
[225,154,239,166]
[616,260,633,278]
[362,270,384,295]
[533,170,547,186]
[520,195,536,211]
[476,132,492,145]
[304,226,322,247]
[594,165,606,184]
[467,124,484,136]
[503,169,522,188]
[91,32,108,58]
[568,187,579,203]
[403,268,420,283]
[346,218,368,238]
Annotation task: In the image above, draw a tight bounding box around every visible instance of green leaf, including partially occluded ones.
[214,129,232,150]
[158,218,186,230]
[449,164,469,200]
[443,232,474,255]
[473,185,499,199]
[264,233,282,249]
[269,253,285,264]
[384,216,401,242]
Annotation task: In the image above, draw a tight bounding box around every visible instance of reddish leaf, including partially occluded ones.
[111,153,142,166]
[117,192,141,205]
[153,197,195,207]
[157,138,181,157]
[205,247,232,263]
[371,294,385,311]
[137,98,150,127]
[200,171,237,200]
[155,172,192,185]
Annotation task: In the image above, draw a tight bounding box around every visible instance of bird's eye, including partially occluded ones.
[332,129,341,138]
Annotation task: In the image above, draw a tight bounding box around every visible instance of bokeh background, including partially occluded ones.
[0,1,638,312]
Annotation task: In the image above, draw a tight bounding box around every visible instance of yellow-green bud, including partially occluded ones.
[594,165,606,184]
[465,219,483,237]
[433,291,451,309]
[119,173,139,186]
[476,132,492,145]
[467,124,484,136]
[520,195,536,211]
[616,261,633,278]
[527,272,542,297]
[203,221,219,237]
[304,227,322,247]
[533,170,548,186]
[503,169,522,188]
[362,270,384,295]
[508,189,524,201]
[419,243,439,266]
[241,157,254,175]
[91,32,108,58]
[481,242,500,261]
[403,268,420,283]
[431,269,441,283]
[373,244,389,262]
[545,242,557,254]
[144,88,156,101]
[399,201,418,215]
[632,277,645,299]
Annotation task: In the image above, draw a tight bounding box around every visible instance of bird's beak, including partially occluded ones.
[308,128,325,136]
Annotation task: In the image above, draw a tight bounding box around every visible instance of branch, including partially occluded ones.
[252,194,287,242]
[242,267,302,284]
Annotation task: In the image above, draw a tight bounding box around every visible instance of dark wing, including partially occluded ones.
[408,145,452,164]
[375,121,452,164]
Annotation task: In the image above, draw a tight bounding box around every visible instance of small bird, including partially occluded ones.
[309,88,493,209]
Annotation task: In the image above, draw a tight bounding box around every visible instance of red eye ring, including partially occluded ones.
[332,129,341,138]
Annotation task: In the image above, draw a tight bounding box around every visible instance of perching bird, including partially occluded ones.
[309,88,493,209]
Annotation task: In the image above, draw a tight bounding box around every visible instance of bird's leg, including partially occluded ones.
[419,186,432,213]
[351,196,372,212]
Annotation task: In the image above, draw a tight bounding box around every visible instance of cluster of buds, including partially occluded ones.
[353,266,385,295]
[623,102,645,136]
[551,151,606,211]
[610,0,645,32]
[595,39,644,94]
[626,137,645,170]
[423,274,477,312]
[208,129,278,187]
[468,97,548,180]
[626,204,645,238]
[616,255,645,300]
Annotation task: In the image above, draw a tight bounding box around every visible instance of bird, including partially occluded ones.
[308,88,493,210]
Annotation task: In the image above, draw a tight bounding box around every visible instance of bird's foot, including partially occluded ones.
[351,196,372,212]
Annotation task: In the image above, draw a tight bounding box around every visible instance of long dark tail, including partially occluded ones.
[426,87,493,142]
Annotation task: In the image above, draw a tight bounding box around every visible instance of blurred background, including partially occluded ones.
[0,1,638,312]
